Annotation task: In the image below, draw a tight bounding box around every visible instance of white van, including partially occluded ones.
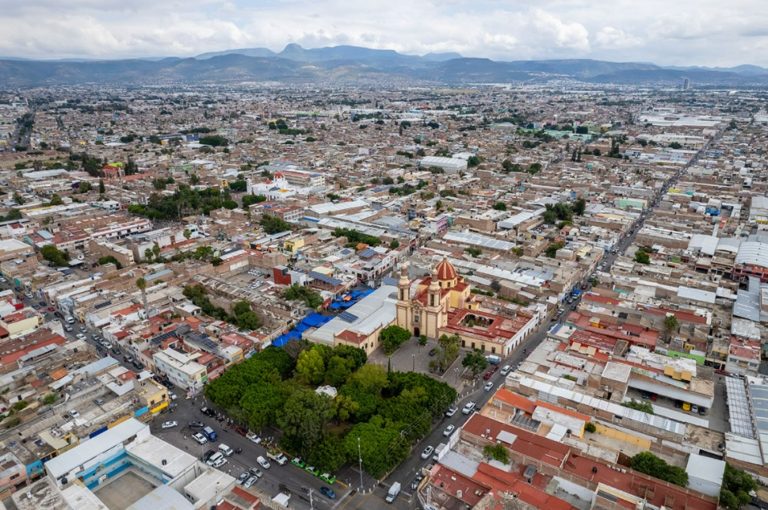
[218,443,234,457]
[206,451,224,466]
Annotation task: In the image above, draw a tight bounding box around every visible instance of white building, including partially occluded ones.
[419,156,468,174]
[152,348,207,392]
[41,418,234,510]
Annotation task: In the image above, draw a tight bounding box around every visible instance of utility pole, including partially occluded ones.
[357,436,364,491]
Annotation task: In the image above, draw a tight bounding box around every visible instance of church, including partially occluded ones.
[396,258,540,356]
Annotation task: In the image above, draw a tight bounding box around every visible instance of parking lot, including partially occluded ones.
[152,394,374,510]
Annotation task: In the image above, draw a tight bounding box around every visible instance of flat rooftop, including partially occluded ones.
[94,469,156,510]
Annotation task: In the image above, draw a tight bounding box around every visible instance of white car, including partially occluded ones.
[192,432,208,445]
[212,457,227,468]
[246,431,261,444]
[443,425,455,437]
[75,333,86,340]
[68,410,80,419]
[161,421,177,429]
[499,365,512,376]
[256,456,271,469]
[462,402,476,415]
[420,446,434,459]
[484,381,494,392]
[206,452,224,466]
[445,406,458,417]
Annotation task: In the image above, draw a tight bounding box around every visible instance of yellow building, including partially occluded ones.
[396,258,477,339]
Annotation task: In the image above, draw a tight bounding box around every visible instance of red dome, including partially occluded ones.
[435,258,457,281]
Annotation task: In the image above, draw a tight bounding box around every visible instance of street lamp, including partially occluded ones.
[357,436,363,491]
[412,354,415,372]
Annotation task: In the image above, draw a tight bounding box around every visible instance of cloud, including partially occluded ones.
[0,0,765,66]
[594,27,643,50]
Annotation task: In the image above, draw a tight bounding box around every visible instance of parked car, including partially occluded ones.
[462,402,476,415]
[206,452,224,466]
[482,370,494,380]
[257,456,271,469]
[420,446,434,459]
[428,348,438,356]
[499,365,512,376]
[445,406,458,417]
[320,486,336,499]
[192,432,208,445]
[161,421,177,429]
[68,410,80,419]
[218,443,234,457]
[201,406,216,417]
[484,381,494,392]
[291,457,306,469]
[212,457,227,468]
[443,425,455,437]
[237,472,249,484]
[188,421,204,429]
[246,431,261,444]
[249,467,263,478]
[243,476,257,488]
[410,473,424,490]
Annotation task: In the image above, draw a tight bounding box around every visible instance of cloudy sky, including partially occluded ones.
[1,0,767,67]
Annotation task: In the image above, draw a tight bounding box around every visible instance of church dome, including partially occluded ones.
[435,258,457,281]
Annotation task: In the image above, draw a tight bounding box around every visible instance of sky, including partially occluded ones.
[1,0,767,67]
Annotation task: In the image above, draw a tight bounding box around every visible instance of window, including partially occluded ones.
[491,347,496,354]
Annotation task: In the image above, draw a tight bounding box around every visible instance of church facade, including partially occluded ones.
[396,258,540,356]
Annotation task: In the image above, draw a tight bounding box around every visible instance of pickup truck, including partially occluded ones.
[267,450,288,465]
[385,482,401,503]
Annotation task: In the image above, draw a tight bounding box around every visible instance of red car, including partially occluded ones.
[483,370,493,380]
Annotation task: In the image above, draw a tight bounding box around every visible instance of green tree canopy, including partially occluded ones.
[379,325,411,355]
[629,452,688,487]
[462,350,488,376]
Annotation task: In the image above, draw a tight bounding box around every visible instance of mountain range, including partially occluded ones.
[1,44,767,87]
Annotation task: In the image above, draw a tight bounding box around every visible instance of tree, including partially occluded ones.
[283,284,323,309]
[260,214,292,234]
[277,390,334,456]
[189,174,200,185]
[199,135,229,147]
[183,228,192,241]
[418,335,428,346]
[344,415,410,478]
[635,249,650,264]
[325,355,355,387]
[669,142,682,149]
[462,350,488,376]
[584,422,596,433]
[720,463,757,510]
[492,202,507,211]
[629,452,688,487]
[467,155,481,167]
[379,325,411,355]
[389,239,400,250]
[99,179,105,194]
[12,192,24,205]
[483,443,509,464]
[48,194,63,206]
[136,277,148,316]
[296,347,326,385]
[242,194,266,207]
[40,245,69,267]
[573,198,586,216]
[663,315,679,339]
[436,334,461,372]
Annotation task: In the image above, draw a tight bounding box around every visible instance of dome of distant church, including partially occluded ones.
[435,258,458,281]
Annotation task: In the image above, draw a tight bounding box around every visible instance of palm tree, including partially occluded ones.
[136,277,148,317]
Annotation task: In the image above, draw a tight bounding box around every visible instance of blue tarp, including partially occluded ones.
[272,313,333,347]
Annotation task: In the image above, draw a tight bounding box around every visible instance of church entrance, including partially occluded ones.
[413,327,420,338]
